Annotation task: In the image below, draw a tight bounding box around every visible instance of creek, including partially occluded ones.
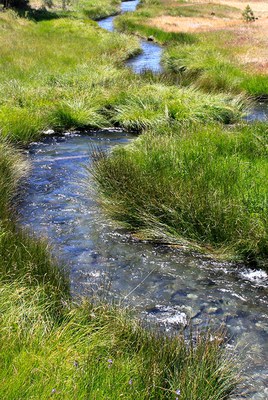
[18,1,268,399]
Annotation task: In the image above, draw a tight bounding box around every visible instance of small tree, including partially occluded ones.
[242,5,255,22]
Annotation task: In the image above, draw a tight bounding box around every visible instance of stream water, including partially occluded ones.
[98,0,163,73]
[18,1,268,399]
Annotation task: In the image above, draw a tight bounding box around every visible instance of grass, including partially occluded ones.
[114,0,268,96]
[0,5,246,143]
[25,0,122,20]
[0,3,242,396]
[91,122,268,263]
[112,84,245,129]
[114,12,195,44]
[0,137,239,399]
[0,281,238,400]
[162,35,268,96]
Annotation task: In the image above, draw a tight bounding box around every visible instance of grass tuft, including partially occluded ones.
[91,122,268,263]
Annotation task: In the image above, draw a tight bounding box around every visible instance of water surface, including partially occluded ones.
[246,102,268,122]
[98,0,163,73]
[18,1,268,398]
[19,132,268,399]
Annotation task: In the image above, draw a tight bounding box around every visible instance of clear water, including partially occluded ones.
[18,1,268,398]
[97,0,163,73]
[245,102,268,122]
[126,40,163,73]
[19,132,268,399]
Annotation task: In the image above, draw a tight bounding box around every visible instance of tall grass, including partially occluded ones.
[163,42,268,96]
[0,5,242,397]
[0,281,238,400]
[0,11,141,142]
[112,84,245,130]
[0,8,247,143]
[115,0,268,96]
[0,138,239,399]
[91,122,268,262]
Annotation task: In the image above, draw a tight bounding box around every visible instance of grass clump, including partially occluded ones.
[0,140,239,399]
[91,122,268,263]
[0,9,245,143]
[74,0,121,20]
[162,39,268,96]
[0,281,238,399]
[112,84,245,130]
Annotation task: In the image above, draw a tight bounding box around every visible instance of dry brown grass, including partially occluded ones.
[146,0,268,73]
[147,15,242,32]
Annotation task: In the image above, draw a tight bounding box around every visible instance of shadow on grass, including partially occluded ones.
[16,6,68,21]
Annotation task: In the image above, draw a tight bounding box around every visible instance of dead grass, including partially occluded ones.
[147,15,242,32]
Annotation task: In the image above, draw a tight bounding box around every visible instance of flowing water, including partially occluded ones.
[246,102,268,122]
[19,131,268,399]
[18,1,268,398]
[98,0,163,73]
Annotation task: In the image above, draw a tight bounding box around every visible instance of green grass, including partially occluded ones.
[0,6,246,143]
[74,0,121,20]
[25,0,121,20]
[114,0,268,96]
[0,138,239,399]
[91,122,268,263]
[111,84,245,129]
[162,39,268,96]
[0,281,238,400]
[114,12,195,44]
[0,4,242,395]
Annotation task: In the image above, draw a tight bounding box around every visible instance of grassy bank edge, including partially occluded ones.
[113,0,268,97]
[0,137,240,398]
[91,121,268,268]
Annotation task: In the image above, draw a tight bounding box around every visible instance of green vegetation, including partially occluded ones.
[242,5,256,23]
[0,4,245,143]
[114,0,268,96]
[0,281,238,400]
[162,35,268,96]
[0,138,239,398]
[0,2,241,397]
[114,12,195,44]
[92,122,268,262]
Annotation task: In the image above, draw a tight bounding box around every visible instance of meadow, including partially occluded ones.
[114,0,268,96]
[0,1,246,143]
[0,0,242,397]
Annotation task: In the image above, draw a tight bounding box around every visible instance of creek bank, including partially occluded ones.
[19,131,268,399]
[5,1,267,398]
